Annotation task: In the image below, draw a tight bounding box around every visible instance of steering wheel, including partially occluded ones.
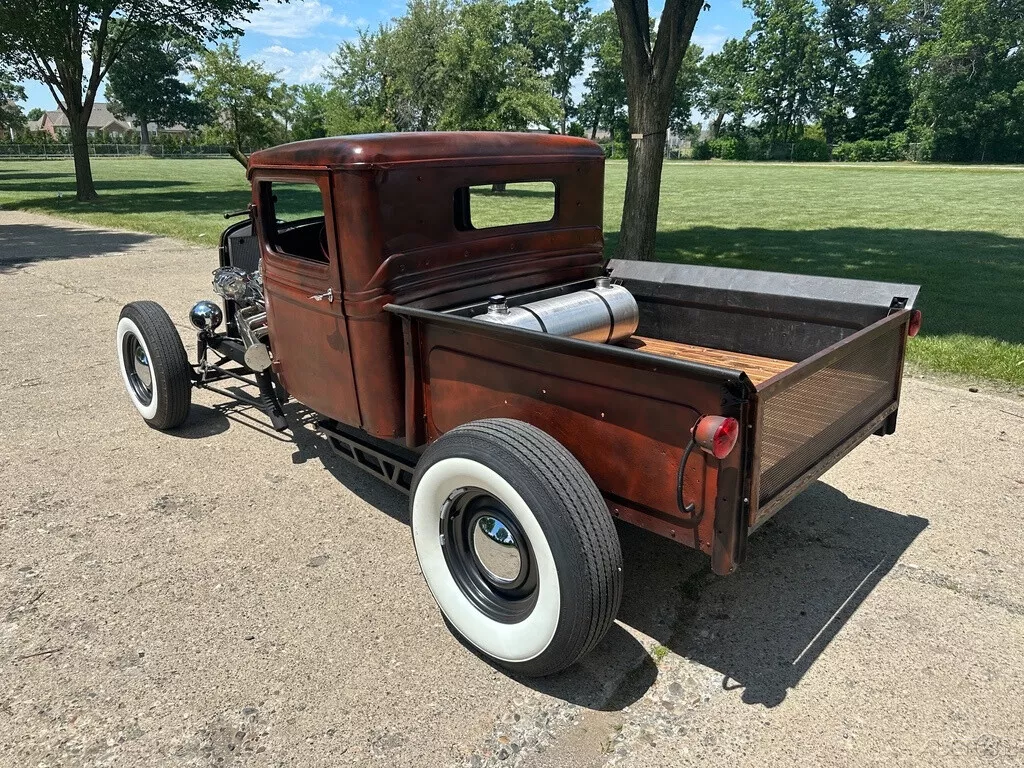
[319,224,329,261]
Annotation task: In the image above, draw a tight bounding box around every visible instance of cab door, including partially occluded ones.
[256,172,361,426]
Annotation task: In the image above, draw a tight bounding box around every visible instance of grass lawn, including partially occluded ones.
[2,156,1023,385]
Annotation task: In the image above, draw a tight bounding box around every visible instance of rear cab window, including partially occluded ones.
[454,181,557,231]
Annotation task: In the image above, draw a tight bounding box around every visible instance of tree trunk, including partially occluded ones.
[617,105,668,262]
[139,118,150,152]
[712,112,725,138]
[613,0,703,262]
[67,110,97,201]
[229,146,249,169]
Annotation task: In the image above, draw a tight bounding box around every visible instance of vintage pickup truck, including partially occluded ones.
[116,132,921,676]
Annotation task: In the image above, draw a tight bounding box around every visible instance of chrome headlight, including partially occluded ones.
[189,300,223,331]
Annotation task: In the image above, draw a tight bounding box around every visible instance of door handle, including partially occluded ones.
[309,288,334,303]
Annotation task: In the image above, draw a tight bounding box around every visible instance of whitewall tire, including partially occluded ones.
[410,419,623,677]
[116,302,192,430]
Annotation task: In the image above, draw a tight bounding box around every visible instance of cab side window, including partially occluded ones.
[261,180,330,263]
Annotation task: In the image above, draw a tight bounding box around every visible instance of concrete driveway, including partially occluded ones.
[1,210,1022,767]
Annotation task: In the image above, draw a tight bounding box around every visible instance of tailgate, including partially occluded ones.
[751,310,911,526]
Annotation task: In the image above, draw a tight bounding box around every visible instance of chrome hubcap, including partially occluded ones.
[133,345,152,389]
[440,487,539,623]
[122,332,153,406]
[472,515,523,584]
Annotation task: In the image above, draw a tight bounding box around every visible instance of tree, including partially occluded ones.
[291,84,329,141]
[910,0,1024,161]
[0,0,262,200]
[668,43,703,137]
[1,66,27,133]
[392,0,458,131]
[851,45,912,139]
[329,25,403,133]
[612,0,705,262]
[105,23,208,149]
[512,0,591,132]
[438,0,558,130]
[26,107,45,121]
[578,10,626,140]
[192,42,282,166]
[696,39,752,137]
[743,0,823,143]
[818,0,864,143]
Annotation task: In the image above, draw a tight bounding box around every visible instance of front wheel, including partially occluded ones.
[116,301,192,430]
[410,419,623,677]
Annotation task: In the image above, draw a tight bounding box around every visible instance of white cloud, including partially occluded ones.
[244,0,353,38]
[254,45,332,84]
[692,32,727,53]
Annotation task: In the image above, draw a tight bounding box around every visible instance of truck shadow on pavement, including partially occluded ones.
[198,403,926,711]
[616,482,928,707]
[282,411,660,711]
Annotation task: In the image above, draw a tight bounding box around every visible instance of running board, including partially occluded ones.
[317,420,416,493]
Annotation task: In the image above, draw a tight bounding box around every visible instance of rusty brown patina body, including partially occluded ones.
[117,131,920,675]
[241,132,917,576]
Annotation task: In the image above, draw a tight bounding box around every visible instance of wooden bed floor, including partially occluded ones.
[622,336,794,386]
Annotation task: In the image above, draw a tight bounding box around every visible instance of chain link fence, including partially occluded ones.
[664,140,931,162]
[0,144,250,159]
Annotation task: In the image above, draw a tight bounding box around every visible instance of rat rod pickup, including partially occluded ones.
[116,132,921,676]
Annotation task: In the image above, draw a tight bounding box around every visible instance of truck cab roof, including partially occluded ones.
[248,132,605,172]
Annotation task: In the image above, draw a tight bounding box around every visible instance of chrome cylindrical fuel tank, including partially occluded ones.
[474,277,639,344]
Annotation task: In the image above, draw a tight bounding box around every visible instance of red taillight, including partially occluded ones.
[692,415,740,459]
[908,309,922,337]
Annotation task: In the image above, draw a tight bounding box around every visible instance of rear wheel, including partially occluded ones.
[410,419,622,676]
[116,301,192,430]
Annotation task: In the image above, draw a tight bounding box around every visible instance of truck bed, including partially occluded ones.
[387,261,918,575]
[621,336,794,386]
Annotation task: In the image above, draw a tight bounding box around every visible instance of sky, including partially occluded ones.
[16,0,754,112]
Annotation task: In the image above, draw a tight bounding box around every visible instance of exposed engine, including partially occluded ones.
[211,265,273,371]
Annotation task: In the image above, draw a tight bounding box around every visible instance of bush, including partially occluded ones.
[792,136,829,162]
[744,136,767,160]
[692,140,712,160]
[885,131,910,160]
[832,134,912,162]
[913,127,936,161]
[707,136,749,160]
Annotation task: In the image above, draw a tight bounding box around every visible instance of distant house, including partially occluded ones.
[29,103,189,139]
[34,103,132,137]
